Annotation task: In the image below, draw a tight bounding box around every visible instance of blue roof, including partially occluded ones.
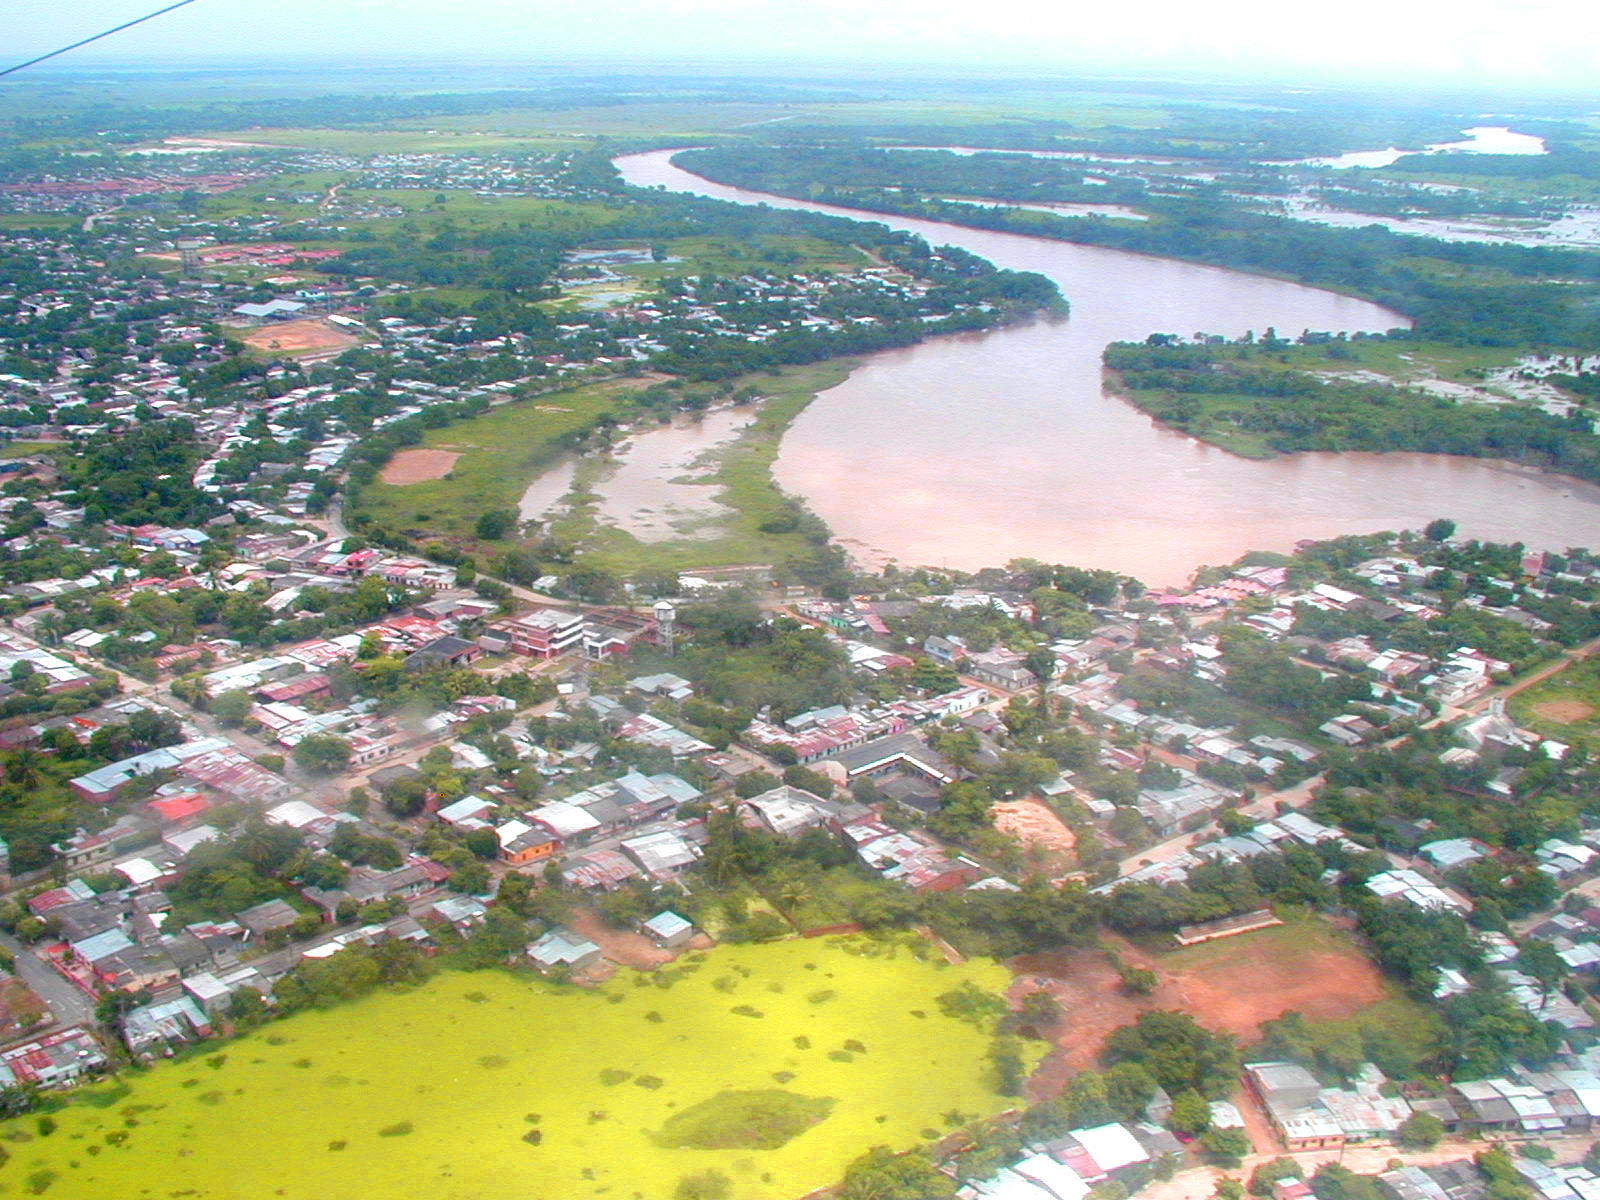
[72,928,133,961]
[642,910,692,940]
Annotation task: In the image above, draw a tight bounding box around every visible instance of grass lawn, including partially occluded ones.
[1508,656,1600,740]
[0,937,1028,1200]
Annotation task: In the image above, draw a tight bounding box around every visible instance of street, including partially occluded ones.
[0,928,97,1032]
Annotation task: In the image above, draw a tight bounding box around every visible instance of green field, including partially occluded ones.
[356,360,854,572]
[0,938,1028,1200]
[1508,656,1600,741]
[0,214,80,232]
[544,360,854,574]
[0,441,55,460]
[1282,338,1523,386]
[353,375,651,542]
[209,127,575,154]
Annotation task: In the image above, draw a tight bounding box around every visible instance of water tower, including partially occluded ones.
[177,238,202,277]
[654,600,676,656]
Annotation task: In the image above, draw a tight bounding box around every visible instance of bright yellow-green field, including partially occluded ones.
[0,938,1027,1200]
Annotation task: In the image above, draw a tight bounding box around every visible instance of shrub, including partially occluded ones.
[675,1170,732,1200]
[654,1090,834,1151]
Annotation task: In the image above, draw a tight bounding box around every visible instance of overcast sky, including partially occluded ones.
[13,0,1600,92]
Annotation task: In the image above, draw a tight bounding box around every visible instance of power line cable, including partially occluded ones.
[1,0,202,80]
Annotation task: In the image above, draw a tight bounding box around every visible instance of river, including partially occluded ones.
[613,149,1600,586]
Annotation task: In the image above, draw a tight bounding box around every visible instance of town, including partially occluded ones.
[3,82,1600,1200]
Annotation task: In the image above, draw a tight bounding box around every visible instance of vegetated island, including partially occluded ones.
[675,143,1600,483]
[1102,331,1600,480]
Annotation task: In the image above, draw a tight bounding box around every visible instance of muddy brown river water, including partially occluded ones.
[613,150,1600,587]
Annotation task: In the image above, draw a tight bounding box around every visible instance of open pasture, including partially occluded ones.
[0,937,1025,1200]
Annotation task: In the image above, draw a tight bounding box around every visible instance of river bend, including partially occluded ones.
[614,150,1600,585]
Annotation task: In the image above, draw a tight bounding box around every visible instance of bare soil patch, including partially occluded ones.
[242,318,359,357]
[0,975,49,1039]
[567,907,711,971]
[1012,921,1386,1101]
[380,448,461,485]
[1533,699,1595,724]
[991,799,1077,873]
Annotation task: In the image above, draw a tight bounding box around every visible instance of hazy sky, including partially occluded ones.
[14,0,1600,91]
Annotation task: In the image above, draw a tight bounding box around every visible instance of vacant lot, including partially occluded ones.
[242,317,360,358]
[1510,656,1600,740]
[379,448,461,485]
[991,799,1077,871]
[1013,918,1390,1099]
[0,975,48,1040]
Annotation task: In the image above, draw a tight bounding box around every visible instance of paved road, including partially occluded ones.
[0,929,96,1033]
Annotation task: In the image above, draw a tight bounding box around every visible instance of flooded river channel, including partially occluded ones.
[614,150,1600,586]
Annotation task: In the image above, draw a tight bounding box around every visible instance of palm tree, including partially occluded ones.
[775,871,810,917]
[5,746,41,788]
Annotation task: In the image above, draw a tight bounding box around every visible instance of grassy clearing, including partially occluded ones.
[1156,911,1358,974]
[352,376,648,542]
[0,214,79,232]
[1508,656,1600,740]
[196,170,348,220]
[215,127,571,154]
[400,101,804,138]
[0,937,1026,1200]
[552,359,855,574]
[0,441,55,460]
[1277,338,1522,385]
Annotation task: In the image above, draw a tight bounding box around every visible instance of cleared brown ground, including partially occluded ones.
[992,799,1077,880]
[1533,699,1595,724]
[0,975,48,1039]
[379,448,461,485]
[567,907,713,971]
[242,318,359,356]
[1012,920,1387,1100]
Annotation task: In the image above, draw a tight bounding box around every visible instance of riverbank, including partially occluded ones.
[354,357,858,574]
[621,149,1600,583]
[1103,337,1600,487]
[351,374,655,547]
[539,359,855,574]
